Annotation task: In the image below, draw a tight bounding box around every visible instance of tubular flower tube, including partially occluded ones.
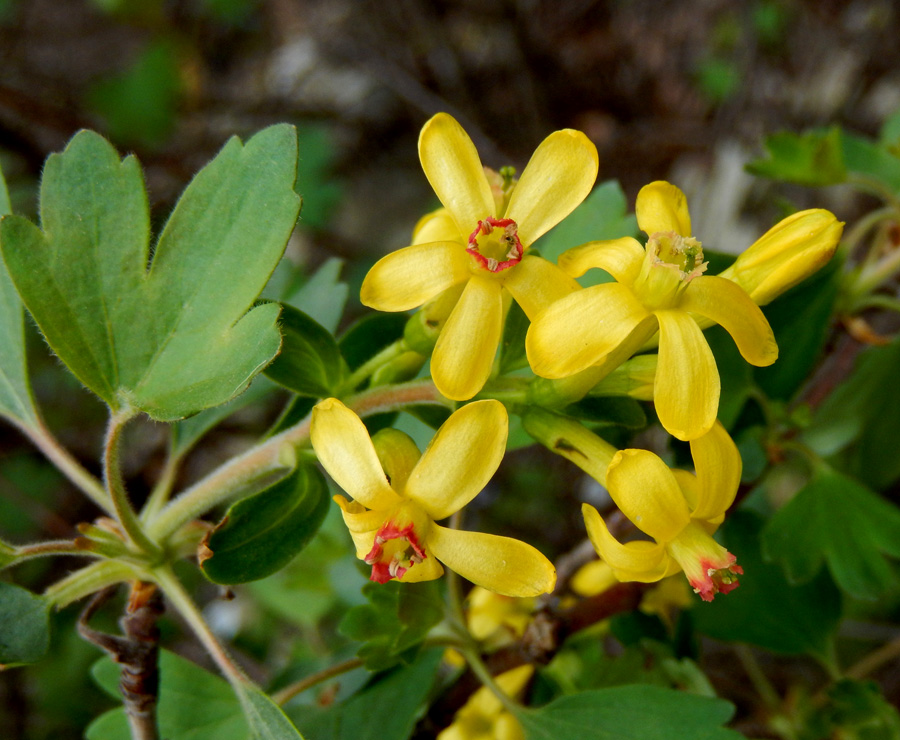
[360,112,598,401]
[581,421,744,602]
[438,664,533,740]
[527,180,778,441]
[310,398,556,597]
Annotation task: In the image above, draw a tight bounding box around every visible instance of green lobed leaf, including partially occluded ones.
[746,127,847,186]
[201,462,330,584]
[0,125,301,420]
[754,255,841,400]
[516,685,742,740]
[0,582,50,666]
[534,181,638,279]
[87,648,248,740]
[339,580,443,671]
[0,159,39,428]
[762,466,900,600]
[803,334,900,490]
[290,649,442,740]
[264,304,347,397]
[693,512,841,658]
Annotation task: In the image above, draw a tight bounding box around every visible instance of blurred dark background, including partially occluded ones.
[2,1,899,737]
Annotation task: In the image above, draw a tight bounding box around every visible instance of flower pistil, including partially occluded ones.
[467,216,523,273]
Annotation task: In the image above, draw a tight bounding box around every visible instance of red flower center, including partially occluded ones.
[467,217,523,273]
[364,520,427,584]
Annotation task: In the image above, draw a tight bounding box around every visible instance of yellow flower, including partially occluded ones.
[310,398,556,597]
[527,181,778,441]
[361,113,598,401]
[438,664,533,740]
[718,208,843,306]
[466,586,535,644]
[569,559,618,597]
[581,421,744,601]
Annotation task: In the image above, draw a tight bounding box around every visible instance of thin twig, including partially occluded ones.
[77,583,164,740]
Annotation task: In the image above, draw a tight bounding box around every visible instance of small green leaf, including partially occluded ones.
[171,376,276,459]
[694,512,841,658]
[264,304,347,397]
[339,313,407,372]
[516,685,742,740]
[290,649,442,740]
[804,334,900,490]
[237,683,306,740]
[0,125,301,420]
[0,160,39,428]
[762,467,900,600]
[754,255,841,400]
[201,462,330,584]
[87,39,182,147]
[535,181,638,285]
[704,324,754,430]
[0,582,50,666]
[563,396,647,429]
[746,127,847,186]
[87,648,247,739]
[499,298,530,374]
[842,130,900,192]
[809,679,900,740]
[339,580,443,671]
[266,257,349,334]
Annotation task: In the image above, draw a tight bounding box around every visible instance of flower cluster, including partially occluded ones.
[311,112,842,607]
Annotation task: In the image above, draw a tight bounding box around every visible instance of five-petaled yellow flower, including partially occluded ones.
[438,664,533,740]
[361,112,598,401]
[582,420,743,601]
[310,398,556,597]
[526,181,778,441]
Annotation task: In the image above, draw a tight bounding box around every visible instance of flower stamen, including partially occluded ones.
[467,217,523,273]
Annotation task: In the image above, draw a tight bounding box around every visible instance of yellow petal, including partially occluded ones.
[333,495,382,559]
[311,399,401,510]
[582,504,672,581]
[360,241,470,312]
[606,449,691,541]
[502,254,580,321]
[412,207,462,245]
[654,310,719,441]
[505,129,599,246]
[432,276,503,400]
[635,181,691,237]
[526,282,654,378]
[428,524,556,597]
[719,209,843,305]
[680,276,778,366]
[689,421,742,522]
[558,237,644,285]
[419,113,495,234]
[406,400,508,520]
[570,559,619,597]
[397,552,445,583]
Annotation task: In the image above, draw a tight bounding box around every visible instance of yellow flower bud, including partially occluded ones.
[719,209,843,306]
